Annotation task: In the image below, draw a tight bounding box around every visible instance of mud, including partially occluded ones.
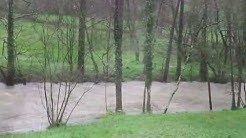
[0,81,236,134]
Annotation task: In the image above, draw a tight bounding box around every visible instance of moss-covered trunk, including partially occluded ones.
[6,0,15,86]
[114,0,124,112]
[176,0,184,81]
[78,0,86,76]
[143,0,156,113]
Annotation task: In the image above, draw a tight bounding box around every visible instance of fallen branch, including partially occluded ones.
[163,20,221,113]
[14,13,36,20]
[163,47,192,114]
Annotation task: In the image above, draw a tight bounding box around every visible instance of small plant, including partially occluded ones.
[38,20,93,127]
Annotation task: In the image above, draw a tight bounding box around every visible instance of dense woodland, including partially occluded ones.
[0,0,246,127]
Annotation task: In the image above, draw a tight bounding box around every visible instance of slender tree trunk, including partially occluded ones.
[114,0,124,112]
[126,0,140,62]
[227,12,236,109]
[236,33,243,107]
[243,0,246,107]
[163,0,180,82]
[6,0,15,86]
[175,0,184,80]
[199,0,208,82]
[77,0,86,76]
[207,75,213,111]
[213,0,227,81]
[237,64,242,108]
[142,87,146,113]
[66,17,76,72]
[87,18,99,80]
[143,0,156,113]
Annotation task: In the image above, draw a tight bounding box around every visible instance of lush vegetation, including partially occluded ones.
[2,110,246,138]
[0,16,205,82]
[0,0,245,136]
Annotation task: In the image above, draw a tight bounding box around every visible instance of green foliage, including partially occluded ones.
[2,110,246,138]
[0,15,236,82]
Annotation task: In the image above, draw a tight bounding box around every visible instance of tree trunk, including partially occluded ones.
[207,75,213,111]
[175,0,184,81]
[199,0,208,82]
[126,0,140,62]
[77,0,86,76]
[213,0,226,82]
[87,18,99,80]
[236,35,243,107]
[237,64,242,108]
[142,87,146,113]
[143,0,156,113]
[227,12,236,109]
[114,0,124,112]
[243,0,246,107]
[163,0,180,82]
[6,0,15,86]
[66,17,76,72]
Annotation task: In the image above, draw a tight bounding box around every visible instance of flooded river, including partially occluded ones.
[0,81,234,134]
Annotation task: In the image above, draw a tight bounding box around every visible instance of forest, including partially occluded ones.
[0,0,246,137]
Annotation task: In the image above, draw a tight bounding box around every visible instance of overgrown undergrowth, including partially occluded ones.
[0,15,235,83]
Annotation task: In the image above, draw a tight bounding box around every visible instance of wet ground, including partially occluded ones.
[0,81,236,134]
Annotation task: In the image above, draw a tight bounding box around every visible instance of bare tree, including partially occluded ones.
[199,0,208,81]
[37,19,93,127]
[86,18,99,80]
[126,0,140,62]
[226,8,236,109]
[163,0,181,82]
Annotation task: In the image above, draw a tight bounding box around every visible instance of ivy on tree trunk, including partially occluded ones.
[143,0,156,113]
[6,0,15,86]
[114,0,124,112]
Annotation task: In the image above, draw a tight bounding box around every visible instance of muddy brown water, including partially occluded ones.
[0,81,235,134]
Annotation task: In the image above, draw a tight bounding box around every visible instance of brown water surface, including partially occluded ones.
[0,81,234,134]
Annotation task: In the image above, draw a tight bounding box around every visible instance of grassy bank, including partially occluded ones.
[2,110,246,138]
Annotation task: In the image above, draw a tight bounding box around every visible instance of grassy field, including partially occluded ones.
[0,14,225,82]
[2,110,246,138]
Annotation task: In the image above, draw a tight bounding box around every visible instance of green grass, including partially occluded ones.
[2,110,246,138]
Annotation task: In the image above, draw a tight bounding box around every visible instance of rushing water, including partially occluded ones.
[0,81,234,134]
